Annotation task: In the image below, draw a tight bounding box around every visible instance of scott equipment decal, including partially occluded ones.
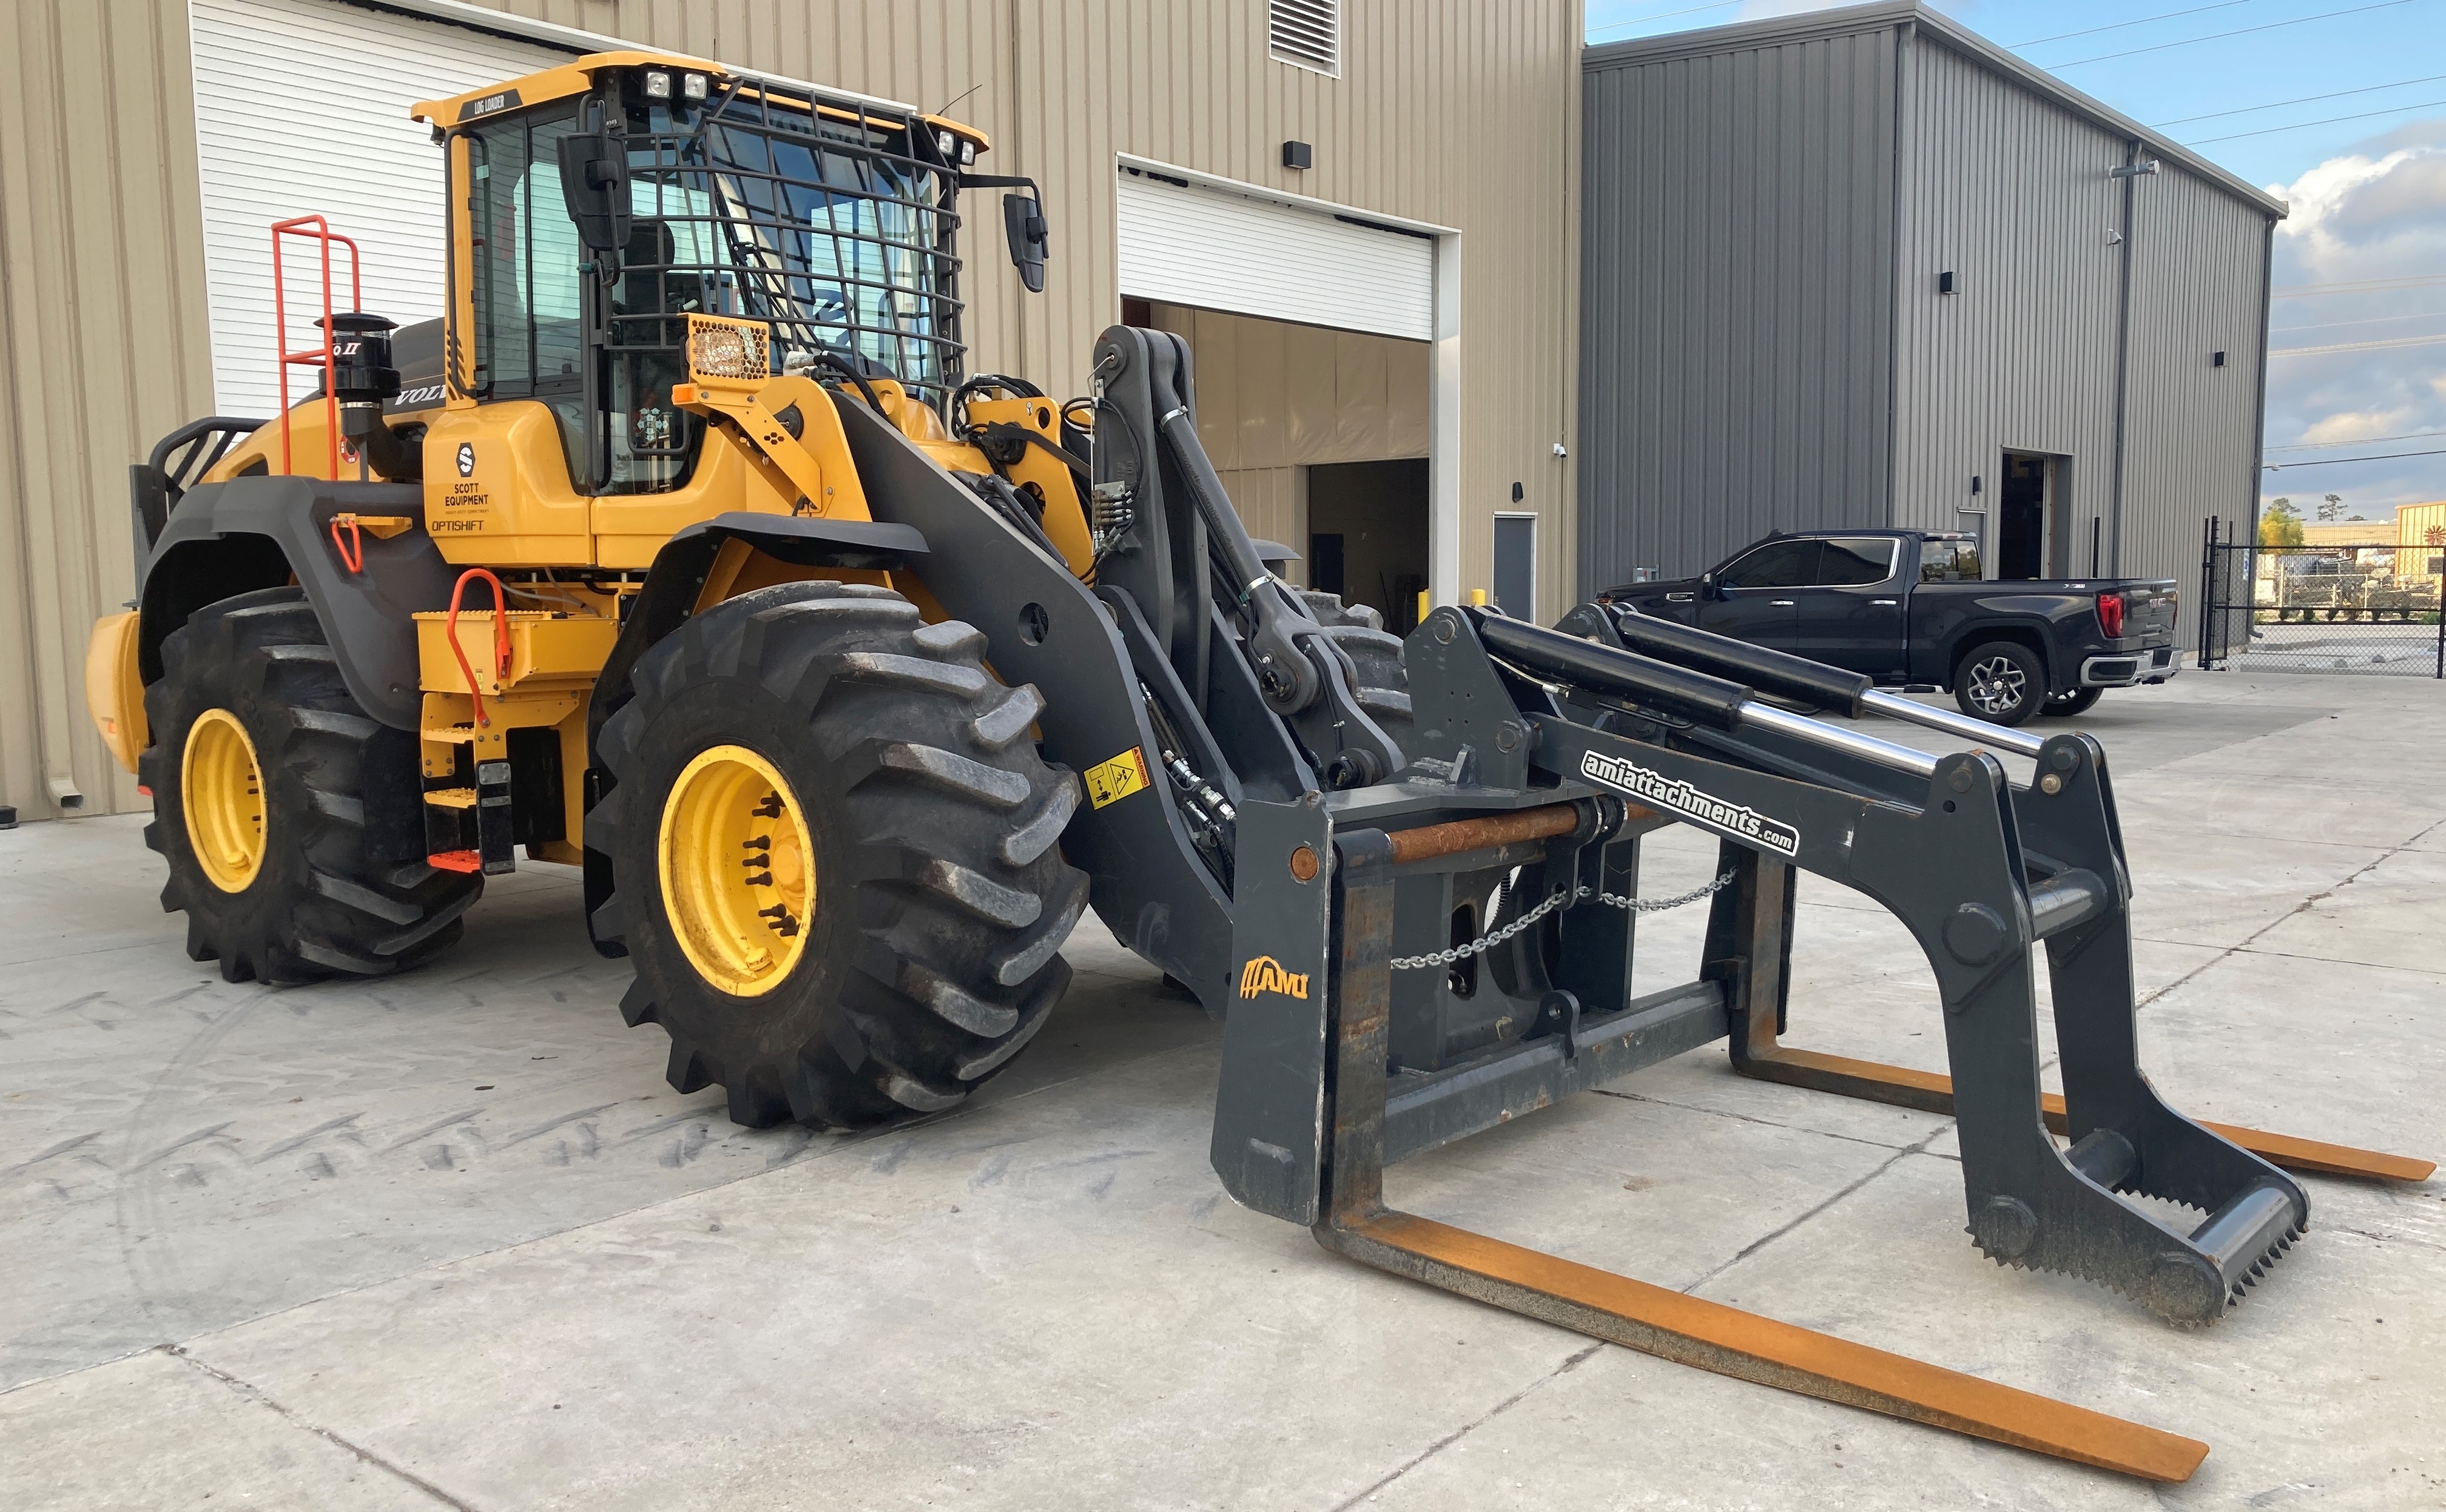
[1238,956,1310,1001]
[456,442,476,477]
[1578,749,1800,858]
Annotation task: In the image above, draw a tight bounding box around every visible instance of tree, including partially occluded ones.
[2260,499,2305,548]
[2318,492,2345,522]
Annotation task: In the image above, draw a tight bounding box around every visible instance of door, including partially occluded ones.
[1998,451,2059,580]
[1493,514,1537,622]
[1698,538,1818,649]
[1115,166,1434,340]
[1789,536,1906,676]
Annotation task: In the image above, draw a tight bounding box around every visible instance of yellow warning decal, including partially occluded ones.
[1083,746,1153,809]
[1239,956,1310,1001]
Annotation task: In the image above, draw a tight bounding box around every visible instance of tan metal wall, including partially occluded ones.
[0,0,1581,822]
[1,0,214,822]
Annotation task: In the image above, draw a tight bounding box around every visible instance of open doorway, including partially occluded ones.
[1309,458,1430,634]
[1997,451,2069,579]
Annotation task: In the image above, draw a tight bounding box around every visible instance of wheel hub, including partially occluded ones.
[1969,657,2025,714]
[183,707,266,893]
[657,744,815,996]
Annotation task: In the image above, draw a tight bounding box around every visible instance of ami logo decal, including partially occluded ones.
[1238,956,1310,1001]
[1578,749,1801,858]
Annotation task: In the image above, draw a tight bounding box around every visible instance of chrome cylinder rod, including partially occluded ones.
[1740,700,1941,779]
[1858,688,2046,757]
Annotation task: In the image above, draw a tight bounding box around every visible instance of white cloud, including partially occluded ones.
[2261,136,2446,516]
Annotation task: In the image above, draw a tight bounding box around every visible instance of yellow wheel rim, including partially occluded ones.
[182,707,266,893]
[657,744,816,997]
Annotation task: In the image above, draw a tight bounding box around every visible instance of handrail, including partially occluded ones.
[270,215,363,478]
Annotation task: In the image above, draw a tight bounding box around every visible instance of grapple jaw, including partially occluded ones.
[1210,603,2431,1480]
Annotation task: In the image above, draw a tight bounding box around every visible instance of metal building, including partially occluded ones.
[1577,1,2282,597]
[0,0,1582,823]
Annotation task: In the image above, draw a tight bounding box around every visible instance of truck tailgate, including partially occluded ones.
[2125,582,2178,644]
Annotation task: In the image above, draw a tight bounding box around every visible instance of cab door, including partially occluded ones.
[1789,535,1906,675]
[1697,538,1816,651]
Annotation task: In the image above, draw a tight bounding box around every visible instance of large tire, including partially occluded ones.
[587,581,1089,1129]
[141,586,480,984]
[1953,640,2047,727]
[1298,591,1413,764]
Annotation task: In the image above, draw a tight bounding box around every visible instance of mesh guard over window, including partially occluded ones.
[604,82,963,489]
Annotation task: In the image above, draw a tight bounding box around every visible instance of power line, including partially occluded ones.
[2270,332,2446,355]
[2273,311,2446,334]
[2013,1,2256,50]
[2193,96,2446,141]
[1586,1,1739,39]
[2263,447,2446,468]
[2156,72,2446,125]
[2267,429,2446,449]
[2272,274,2446,298]
[2051,0,2415,69]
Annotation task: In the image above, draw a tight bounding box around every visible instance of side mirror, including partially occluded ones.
[1699,571,1719,600]
[1003,192,1048,293]
[558,128,631,254]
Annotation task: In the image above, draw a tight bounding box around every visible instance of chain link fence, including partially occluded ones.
[2198,517,2445,677]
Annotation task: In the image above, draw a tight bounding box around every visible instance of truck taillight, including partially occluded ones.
[2097,592,2125,638]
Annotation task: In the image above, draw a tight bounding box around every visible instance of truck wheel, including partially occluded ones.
[2038,687,2102,719]
[142,586,480,984]
[588,582,1089,1129]
[1953,640,2046,727]
[1298,591,1413,763]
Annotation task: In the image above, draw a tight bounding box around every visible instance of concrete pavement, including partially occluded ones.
[2,670,2441,1509]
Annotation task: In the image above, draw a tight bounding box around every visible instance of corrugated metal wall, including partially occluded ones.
[0,0,212,822]
[1888,33,2128,565]
[1577,25,1898,591]
[2120,164,2271,590]
[0,0,1582,822]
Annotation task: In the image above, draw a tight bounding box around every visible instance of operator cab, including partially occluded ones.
[410,53,1039,499]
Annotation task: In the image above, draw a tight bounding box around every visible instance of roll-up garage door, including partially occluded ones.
[189,0,570,415]
[1115,166,1435,341]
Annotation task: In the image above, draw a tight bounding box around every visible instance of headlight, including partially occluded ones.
[959,138,977,166]
[935,128,956,159]
[644,69,672,99]
[687,320,769,381]
[682,72,709,100]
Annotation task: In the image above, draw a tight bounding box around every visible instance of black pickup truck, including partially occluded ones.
[1595,530,2179,725]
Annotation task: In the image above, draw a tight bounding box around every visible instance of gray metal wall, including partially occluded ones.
[1888,32,2127,566]
[1577,24,1898,591]
[2120,164,2271,591]
[1578,2,2280,605]
[0,0,1583,822]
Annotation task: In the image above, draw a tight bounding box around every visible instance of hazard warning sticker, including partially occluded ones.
[1083,747,1153,809]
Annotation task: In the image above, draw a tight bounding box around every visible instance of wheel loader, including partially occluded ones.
[86,50,2430,1483]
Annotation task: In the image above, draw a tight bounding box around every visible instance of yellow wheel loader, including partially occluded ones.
[86,49,2430,1482]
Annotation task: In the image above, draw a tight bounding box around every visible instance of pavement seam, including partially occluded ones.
[1588,1086,1932,1153]
[162,1345,481,1511]
[2132,815,2446,1012]
[1323,1342,1605,1510]
[1676,1125,1954,1299]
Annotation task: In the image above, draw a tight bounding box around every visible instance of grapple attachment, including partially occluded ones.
[1212,603,2432,1480]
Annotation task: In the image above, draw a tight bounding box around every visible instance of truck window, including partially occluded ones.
[1919,540,1981,582]
[1717,539,1819,588]
[1817,537,1898,586]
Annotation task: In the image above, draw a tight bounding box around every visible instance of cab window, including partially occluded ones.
[467,109,585,401]
[1919,539,1983,582]
[1717,539,1819,588]
[1817,537,1899,586]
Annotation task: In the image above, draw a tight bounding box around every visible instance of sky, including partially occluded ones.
[1585,0,2446,521]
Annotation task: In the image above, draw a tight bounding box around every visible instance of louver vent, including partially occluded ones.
[1268,0,1339,75]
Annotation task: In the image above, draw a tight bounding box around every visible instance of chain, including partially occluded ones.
[1387,870,1737,971]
